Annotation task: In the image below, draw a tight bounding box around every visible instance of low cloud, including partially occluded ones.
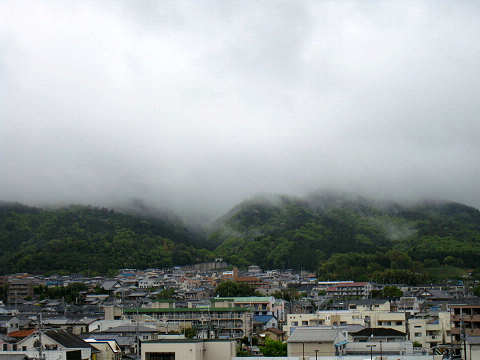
[1,0,479,221]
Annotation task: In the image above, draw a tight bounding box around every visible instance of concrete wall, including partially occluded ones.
[89,343,115,360]
[287,342,335,358]
[142,340,235,360]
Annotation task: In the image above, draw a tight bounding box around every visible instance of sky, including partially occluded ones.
[1,0,480,221]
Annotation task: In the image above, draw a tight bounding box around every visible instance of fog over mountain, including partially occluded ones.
[1,1,480,221]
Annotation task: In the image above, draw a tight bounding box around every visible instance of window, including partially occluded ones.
[3,344,7,351]
[143,336,149,340]
[415,332,422,337]
[396,321,402,325]
[12,345,17,351]
[302,321,308,326]
[146,352,175,360]
[22,347,26,351]
[292,321,298,326]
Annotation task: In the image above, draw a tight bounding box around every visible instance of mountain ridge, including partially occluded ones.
[1,192,480,282]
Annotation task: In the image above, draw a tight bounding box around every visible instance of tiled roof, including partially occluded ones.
[264,327,284,335]
[351,327,406,337]
[7,329,35,338]
[44,330,91,348]
[287,328,345,343]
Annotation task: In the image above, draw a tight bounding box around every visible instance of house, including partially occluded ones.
[102,281,122,293]
[43,317,96,336]
[7,329,36,341]
[141,339,236,360]
[84,338,122,360]
[345,327,412,356]
[253,315,277,334]
[17,329,92,360]
[287,327,346,357]
[415,289,453,302]
[82,334,136,357]
[260,327,285,342]
[0,334,17,351]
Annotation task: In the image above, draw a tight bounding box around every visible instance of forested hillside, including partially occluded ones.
[0,203,213,275]
[2,192,480,282]
[211,193,480,283]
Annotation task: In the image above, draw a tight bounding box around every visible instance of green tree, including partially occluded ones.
[184,327,196,339]
[260,338,287,356]
[156,288,176,299]
[214,281,257,297]
[382,286,403,298]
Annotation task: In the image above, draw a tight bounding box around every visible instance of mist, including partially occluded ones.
[1,0,480,221]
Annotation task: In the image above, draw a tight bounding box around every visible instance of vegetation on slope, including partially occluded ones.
[0,203,213,275]
[211,193,480,283]
[2,191,480,282]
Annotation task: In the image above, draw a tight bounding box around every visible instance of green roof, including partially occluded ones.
[124,307,249,313]
[212,296,272,302]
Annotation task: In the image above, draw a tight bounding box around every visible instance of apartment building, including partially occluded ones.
[450,302,480,342]
[326,282,374,298]
[408,312,451,353]
[7,279,34,304]
[212,296,278,316]
[284,310,406,336]
[122,306,252,339]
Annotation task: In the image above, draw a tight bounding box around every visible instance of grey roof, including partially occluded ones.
[348,299,389,305]
[101,325,157,333]
[44,329,91,348]
[82,334,135,346]
[287,327,345,343]
[0,355,30,360]
[102,281,120,291]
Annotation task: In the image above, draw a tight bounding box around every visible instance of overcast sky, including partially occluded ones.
[1,0,480,220]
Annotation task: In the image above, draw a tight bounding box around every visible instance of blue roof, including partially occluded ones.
[253,315,274,324]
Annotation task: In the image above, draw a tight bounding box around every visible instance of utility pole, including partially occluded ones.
[136,298,140,360]
[38,312,44,360]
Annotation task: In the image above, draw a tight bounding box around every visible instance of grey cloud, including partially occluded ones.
[1,0,480,221]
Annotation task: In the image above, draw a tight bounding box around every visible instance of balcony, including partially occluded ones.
[451,314,480,322]
[451,328,480,336]
[425,324,441,331]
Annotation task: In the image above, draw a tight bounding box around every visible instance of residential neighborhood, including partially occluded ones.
[0,263,479,359]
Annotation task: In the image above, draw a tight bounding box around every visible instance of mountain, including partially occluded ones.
[2,192,480,282]
[211,192,480,283]
[0,202,213,275]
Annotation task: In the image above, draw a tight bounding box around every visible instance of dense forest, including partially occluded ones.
[1,192,480,282]
[0,202,213,275]
[211,193,480,283]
